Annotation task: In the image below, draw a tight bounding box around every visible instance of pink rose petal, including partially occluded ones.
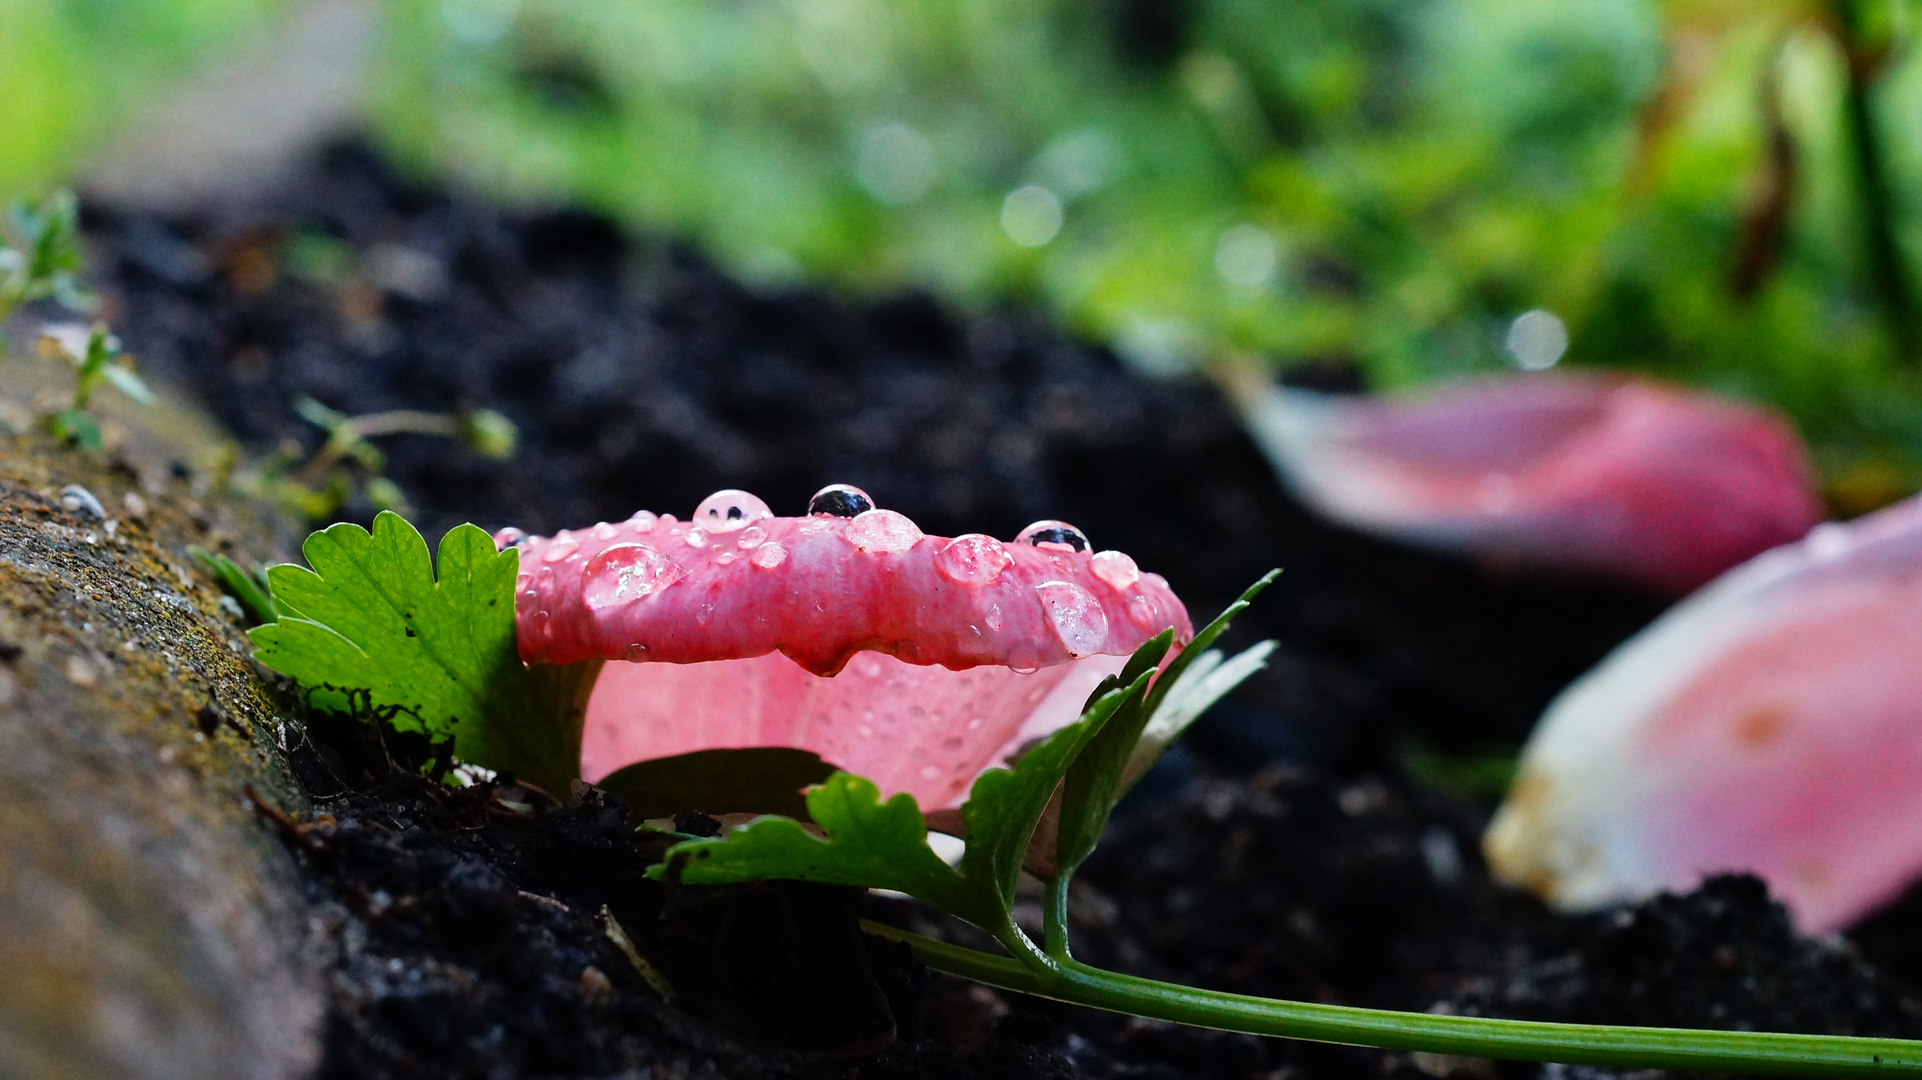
[1236,371,1824,593]
[503,487,1193,808]
[1486,494,1922,931]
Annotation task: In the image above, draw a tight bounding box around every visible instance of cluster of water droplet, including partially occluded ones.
[500,483,1172,660]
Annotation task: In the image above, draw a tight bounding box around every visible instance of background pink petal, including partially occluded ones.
[1486,495,1922,931]
[1236,372,1824,593]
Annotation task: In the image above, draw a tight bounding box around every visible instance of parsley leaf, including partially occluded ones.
[248,511,596,795]
[652,670,1152,942]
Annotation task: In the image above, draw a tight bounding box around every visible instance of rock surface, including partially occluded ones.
[0,368,321,1080]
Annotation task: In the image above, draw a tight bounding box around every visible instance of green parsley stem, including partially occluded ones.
[862,920,1922,1076]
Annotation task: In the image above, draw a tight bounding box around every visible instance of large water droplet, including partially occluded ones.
[582,544,685,610]
[494,527,527,550]
[1017,520,1090,552]
[808,484,875,517]
[628,510,659,532]
[541,535,580,563]
[736,525,768,549]
[1035,580,1108,656]
[985,604,1005,631]
[1126,594,1161,629]
[751,541,788,569]
[935,534,1013,585]
[693,489,772,533]
[846,508,922,554]
[1089,550,1140,590]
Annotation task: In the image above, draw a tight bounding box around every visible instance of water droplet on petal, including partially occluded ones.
[623,642,649,661]
[967,718,983,730]
[582,543,686,610]
[1806,522,1853,561]
[542,536,580,563]
[628,510,659,532]
[1090,550,1140,590]
[808,483,874,517]
[716,551,737,566]
[693,489,773,533]
[591,522,618,540]
[1127,593,1161,629]
[1017,519,1090,552]
[854,653,884,677]
[846,508,922,554]
[985,604,1005,631]
[1036,580,1108,656]
[684,528,709,549]
[936,534,1013,585]
[751,541,788,569]
[736,525,768,549]
[920,765,942,781]
[494,527,527,550]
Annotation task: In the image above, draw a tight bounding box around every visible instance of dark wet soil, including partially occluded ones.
[75,143,1922,1078]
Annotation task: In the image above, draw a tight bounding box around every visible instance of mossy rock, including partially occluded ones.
[0,370,321,1080]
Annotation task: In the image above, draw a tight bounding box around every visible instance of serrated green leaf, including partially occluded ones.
[655,676,1147,937]
[958,673,1147,912]
[247,511,595,795]
[1119,640,1276,792]
[652,771,990,925]
[1053,572,1278,880]
[1143,571,1279,726]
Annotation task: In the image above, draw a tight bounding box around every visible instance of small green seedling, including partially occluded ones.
[249,513,1922,1076]
[34,323,154,448]
[0,189,92,320]
[189,547,283,626]
[242,395,518,520]
[2,190,153,449]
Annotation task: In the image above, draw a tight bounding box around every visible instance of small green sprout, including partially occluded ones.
[241,396,519,520]
[35,323,154,449]
[2,190,152,449]
[0,189,93,320]
[248,512,1922,1075]
[189,547,282,627]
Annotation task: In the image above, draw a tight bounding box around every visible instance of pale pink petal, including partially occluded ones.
[1237,372,1823,593]
[1486,495,1922,931]
[582,650,1128,808]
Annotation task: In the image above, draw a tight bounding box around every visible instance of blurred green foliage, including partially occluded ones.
[0,0,283,195]
[370,0,1922,502]
[8,0,1922,501]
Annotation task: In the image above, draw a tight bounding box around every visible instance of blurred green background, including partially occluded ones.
[10,0,1922,507]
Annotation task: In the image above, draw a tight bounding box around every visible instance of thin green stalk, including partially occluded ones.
[1041,876,1072,961]
[1832,0,1916,361]
[864,921,1922,1076]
